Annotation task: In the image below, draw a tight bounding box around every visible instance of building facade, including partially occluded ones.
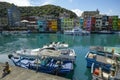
[112,16,118,30]
[91,17,96,31]
[95,15,102,31]
[50,19,58,31]
[61,18,74,30]
[102,15,109,30]
[118,19,120,30]
[47,19,58,31]
[86,17,91,31]
[108,16,113,30]
[79,17,84,28]
[7,5,21,27]
[37,20,47,31]
[81,9,99,20]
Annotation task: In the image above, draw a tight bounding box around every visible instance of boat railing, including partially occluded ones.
[85,51,90,58]
[91,63,94,73]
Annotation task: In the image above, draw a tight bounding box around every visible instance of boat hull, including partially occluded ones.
[9,54,74,75]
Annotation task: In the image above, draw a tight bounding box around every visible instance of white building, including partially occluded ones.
[95,15,102,30]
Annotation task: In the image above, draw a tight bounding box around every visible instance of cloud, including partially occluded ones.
[106,9,113,15]
[0,0,31,6]
[72,9,83,17]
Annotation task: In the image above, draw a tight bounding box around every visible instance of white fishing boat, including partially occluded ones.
[64,27,90,36]
[14,47,76,61]
[43,42,68,48]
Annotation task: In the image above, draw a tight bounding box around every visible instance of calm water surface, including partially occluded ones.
[0,33,120,80]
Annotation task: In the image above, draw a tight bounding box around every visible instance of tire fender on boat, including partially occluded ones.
[8,54,13,59]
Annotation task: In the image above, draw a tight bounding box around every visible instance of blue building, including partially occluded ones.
[7,5,21,27]
[80,17,84,28]
[37,20,47,32]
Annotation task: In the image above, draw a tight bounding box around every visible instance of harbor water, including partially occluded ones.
[0,33,120,80]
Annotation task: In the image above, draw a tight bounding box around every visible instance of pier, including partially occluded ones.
[0,63,69,80]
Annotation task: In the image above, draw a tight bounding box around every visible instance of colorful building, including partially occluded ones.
[95,15,102,31]
[61,18,74,30]
[102,15,109,30]
[108,16,113,30]
[47,19,58,31]
[83,19,87,29]
[51,20,58,31]
[91,17,96,31]
[118,19,120,30]
[86,17,91,31]
[112,16,118,30]
[79,17,84,28]
[37,20,47,31]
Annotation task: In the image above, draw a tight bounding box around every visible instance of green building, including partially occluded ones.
[112,16,118,30]
[61,18,74,30]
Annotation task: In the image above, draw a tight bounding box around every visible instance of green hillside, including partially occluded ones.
[0,2,77,18]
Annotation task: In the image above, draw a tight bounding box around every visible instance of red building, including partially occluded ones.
[108,16,113,30]
[91,17,96,31]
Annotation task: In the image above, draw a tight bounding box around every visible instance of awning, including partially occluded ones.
[21,20,29,23]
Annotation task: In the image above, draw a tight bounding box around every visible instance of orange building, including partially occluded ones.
[83,20,87,29]
[91,17,96,31]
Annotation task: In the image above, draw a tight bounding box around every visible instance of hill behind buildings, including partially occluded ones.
[0,2,77,18]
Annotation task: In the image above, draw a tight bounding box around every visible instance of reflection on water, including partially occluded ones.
[0,33,120,80]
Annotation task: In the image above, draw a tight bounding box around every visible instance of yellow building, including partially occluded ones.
[51,20,57,31]
[118,19,120,30]
[47,19,57,31]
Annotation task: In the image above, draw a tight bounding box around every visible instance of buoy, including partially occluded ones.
[94,68,99,75]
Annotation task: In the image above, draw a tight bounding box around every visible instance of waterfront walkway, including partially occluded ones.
[0,63,69,80]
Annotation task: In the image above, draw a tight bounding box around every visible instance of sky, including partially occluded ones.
[0,0,120,17]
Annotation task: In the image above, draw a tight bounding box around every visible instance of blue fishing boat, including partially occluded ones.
[85,46,120,70]
[8,48,75,76]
